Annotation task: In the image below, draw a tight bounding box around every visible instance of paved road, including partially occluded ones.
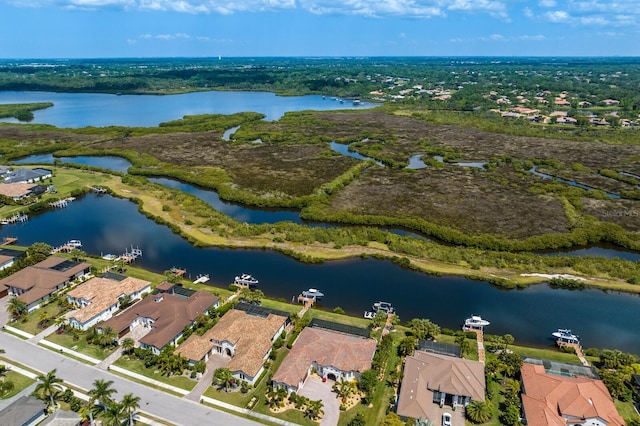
[0,332,259,426]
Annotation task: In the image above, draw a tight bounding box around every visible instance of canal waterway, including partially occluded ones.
[1,193,639,353]
[0,91,379,128]
[14,154,132,174]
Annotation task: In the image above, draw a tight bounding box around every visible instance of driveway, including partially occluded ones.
[299,376,339,426]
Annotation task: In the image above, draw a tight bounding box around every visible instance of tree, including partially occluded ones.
[89,378,117,418]
[35,369,63,408]
[332,306,345,315]
[456,334,472,357]
[357,369,377,397]
[7,297,27,322]
[27,242,52,262]
[120,392,141,426]
[333,379,356,403]
[304,399,324,420]
[95,327,118,348]
[213,367,235,392]
[466,400,494,423]
[347,412,366,426]
[397,336,417,357]
[369,310,387,329]
[102,400,125,426]
[502,334,515,350]
[381,412,404,426]
[498,351,523,378]
[121,337,135,356]
[407,318,441,341]
[239,288,264,305]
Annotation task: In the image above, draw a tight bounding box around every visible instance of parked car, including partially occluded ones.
[442,412,452,426]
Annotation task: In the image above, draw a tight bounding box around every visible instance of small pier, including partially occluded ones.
[49,197,75,209]
[170,267,186,277]
[556,340,589,367]
[193,274,210,284]
[1,213,28,225]
[467,329,486,364]
[2,237,17,245]
[91,186,108,194]
[119,246,143,263]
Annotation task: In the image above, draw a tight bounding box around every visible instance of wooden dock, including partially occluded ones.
[467,329,486,364]
[193,274,210,284]
[557,341,590,366]
[2,237,17,245]
[1,213,28,225]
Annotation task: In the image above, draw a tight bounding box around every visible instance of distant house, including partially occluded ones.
[0,183,43,201]
[272,320,377,393]
[0,395,47,426]
[521,361,624,426]
[557,116,578,125]
[2,168,52,184]
[0,256,91,312]
[554,98,572,107]
[396,350,485,421]
[176,303,288,385]
[602,98,620,106]
[99,283,218,354]
[66,273,152,330]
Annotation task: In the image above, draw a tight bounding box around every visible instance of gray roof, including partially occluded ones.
[40,409,82,426]
[3,168,52,184]
[0,395,47,426]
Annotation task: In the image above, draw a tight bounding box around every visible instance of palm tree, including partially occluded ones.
[102,400,125,426]
[456,334,472,357]
[304,399,324,420]
[466,400,494,423]
[7,297,27,322]
[120,392,141,426]
[89,378,117,409]
[213,367,235,392]
[334,379,356,403]
[121,337,135,356]
[35,369,63,408]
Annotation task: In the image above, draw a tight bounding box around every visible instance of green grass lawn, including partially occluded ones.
[510,344,590,364]
[615,400,640,423]
[9,301,66,336]
[113,358,196,391]
[0,370,36,400]
[45,331,114,361]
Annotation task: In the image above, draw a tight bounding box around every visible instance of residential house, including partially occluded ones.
[0,183,42,201]
[0,395,47,426]
[2,168,52,184]
[555,98,572,107]
[0,248,25,273]
[396,349,485,422]
[40,409,82,426]
[66,273,152,330]
[520,361,624,426]
[272,319,377,393]
[99,283,218,354]
[0,256,91,312]
[602,99,620,106]
[176,303,288,385]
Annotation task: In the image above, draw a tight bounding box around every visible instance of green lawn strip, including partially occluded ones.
[199,400,288,426]
[470,375,507,426]
[0,370,36,399]
[113,358,196,392]
[107,368,185,398]
[614,400,640,423]
[303,308,372,329]
[36,342,96,366]
[510,344,588,364]
[437,334,479,361]
[45,332,113,361]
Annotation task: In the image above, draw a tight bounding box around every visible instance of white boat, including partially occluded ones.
[363,311,375,319]
[67,240,82,248]
[464,315,490,328]
[101,253,117,261]
[552,329,580,345]
[301,288,324,299]
[372,301,394,314]
[234,273,259,287]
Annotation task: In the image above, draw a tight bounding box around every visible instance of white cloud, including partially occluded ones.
[525,1,640,27]
[538,0,555,7]
[544,10,570,22]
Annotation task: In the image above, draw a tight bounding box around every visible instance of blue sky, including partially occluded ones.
[1,0,639,58]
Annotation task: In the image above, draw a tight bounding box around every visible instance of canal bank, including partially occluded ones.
[2,191,639,354]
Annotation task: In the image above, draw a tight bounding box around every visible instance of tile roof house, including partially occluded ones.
[66,274,152,330]
[2,168,52,184]
[272,325,377,393]
[99,283,218,354]
[0,256,91,312]
[0,395,47,426]
[396,350,485,422]
[0,183,41,201]
[0,248,25,273]
[176,307,287,385]
[521,362,624,426]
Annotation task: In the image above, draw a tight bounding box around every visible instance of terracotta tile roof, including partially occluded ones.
[0,256,90,305]
[0,183,37,198]
[67,276,151,324]
[176,309,286,378]
[272,327,377,388]
[396,350,485,420]
[521,363,624,426]
[100,290,218,350]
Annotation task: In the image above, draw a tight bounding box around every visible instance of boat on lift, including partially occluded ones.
[234,273,259,287]
[372,301,394,314]
[464,315,490,329]
[552,329,580,345]
[301,288,324,300]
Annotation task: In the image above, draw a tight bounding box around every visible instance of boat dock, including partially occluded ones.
[91,186,108,194]
[193,274,210,284]
[170,267,186,277]
[1,213,28,225]
[555,338,589,366]
[2,237,17,245]
[119,246,143,263]
[49,197,75,209]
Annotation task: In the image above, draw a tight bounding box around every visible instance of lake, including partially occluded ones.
[0,90,379,127]
[1,193,639,353]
